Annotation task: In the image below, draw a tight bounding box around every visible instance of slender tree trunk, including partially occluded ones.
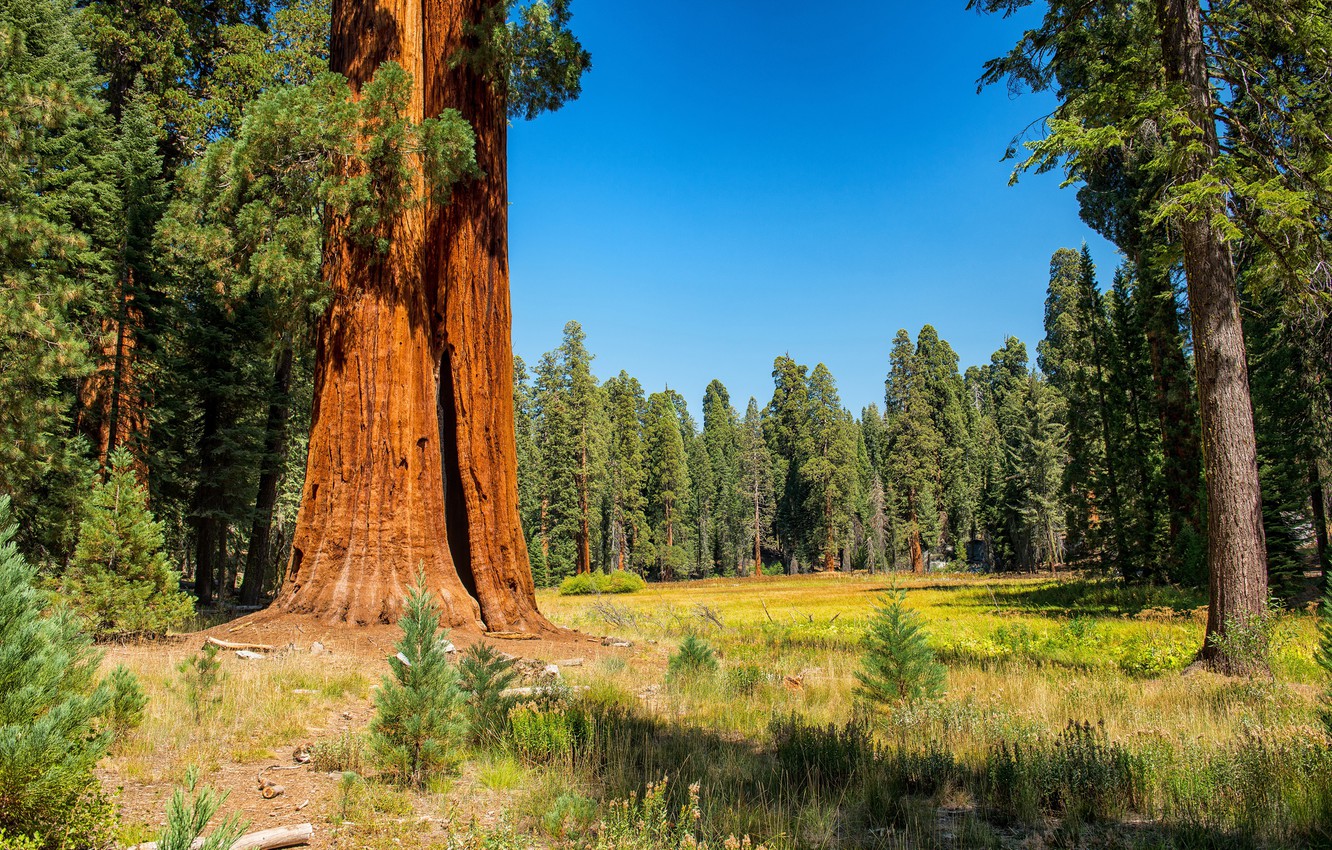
[240,347,294,606]
[1159,0,1268,673]
[278,0,545,630]
[823,489,835,571]
[753,477,762,578]
[1139,259,1203,567]
[907,488,924,575]
[1311,461,1329,572]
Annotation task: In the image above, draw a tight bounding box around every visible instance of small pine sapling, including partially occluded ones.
[457,642,518,750]
[368,572,465,788]
[106,665,148,741]
[64,448,193,639]
[156,766,246,850]
[667,634,719,681]
[0,496,116,847]
[855,590,946,709]
[176,644,224,723]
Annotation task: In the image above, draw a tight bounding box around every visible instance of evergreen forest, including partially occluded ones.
[3,0,1332,847]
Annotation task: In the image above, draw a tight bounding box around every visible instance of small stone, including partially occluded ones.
[311,641,325,655]
[235,650,264,661]
[543,664,560,677]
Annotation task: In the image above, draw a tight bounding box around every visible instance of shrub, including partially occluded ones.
[602,571,647,594]
[984,721,1143,825]
[559,573,601,596]
[156,766,246,850]
[724,663,768,696]
[62,448,193,639]
[558,571,648,596]
[770,715,877,793]
[310,731,365,773]
[106,665,148,741]
[458,642,518,749]
[176,643,224,724]
[667,635,718,681]
[855,590,945,709]
[0,496,118,849]
[508,703,575,763]
[367,572,464,788]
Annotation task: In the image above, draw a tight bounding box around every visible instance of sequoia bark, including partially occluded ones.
[277,0,545,631]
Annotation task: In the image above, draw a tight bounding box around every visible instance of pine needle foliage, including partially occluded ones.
[0,496,115,847]
[106,665,147,741]
[667,635,718,681]
[368,573,465,788]
[855,590,946,709]
[156,766,246,850]
[175,644,223,724]
[458,642,518,750]
[63,448,193,639]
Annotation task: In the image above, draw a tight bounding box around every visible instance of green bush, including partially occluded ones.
[309,731,365,773]
[508,704,576,763]
[983,721,1143,826]
[855,590,945,709]
[62,449,193,639]
[724,663,768,696]
[667,635,718,681]
[458,642,518,749]
[602,570,647,594]
[106,665,147,741]
[558,571,648,596]
[0,496,119,849]
[558,573,601,595]
[367,573,465,788]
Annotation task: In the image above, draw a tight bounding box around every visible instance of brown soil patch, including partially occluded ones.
[100,611,642,849]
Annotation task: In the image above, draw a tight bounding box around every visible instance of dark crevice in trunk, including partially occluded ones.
[439,347,478,605]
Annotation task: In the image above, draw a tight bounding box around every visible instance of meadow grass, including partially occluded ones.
[531,571,1329,848]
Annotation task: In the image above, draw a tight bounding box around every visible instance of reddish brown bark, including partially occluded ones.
[76,280,149,478]
[907,488,925,574]
[277,0,545,631]
[1158,0,1267,672]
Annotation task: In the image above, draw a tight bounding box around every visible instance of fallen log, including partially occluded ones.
[261,783,285,799]
[485,631,538,641]
[128,822,313,850]
[204,637,275,653]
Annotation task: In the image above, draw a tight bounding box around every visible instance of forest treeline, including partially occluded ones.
[515,241,1328,588]
[0,0,1329,621]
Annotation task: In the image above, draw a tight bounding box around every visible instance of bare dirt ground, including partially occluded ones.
[99,612,639,849]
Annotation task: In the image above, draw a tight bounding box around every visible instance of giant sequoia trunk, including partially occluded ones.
[276,0,545,630]
[1158,0,1268,672]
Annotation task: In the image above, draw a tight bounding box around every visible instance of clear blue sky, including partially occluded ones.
[507,1,1120,418]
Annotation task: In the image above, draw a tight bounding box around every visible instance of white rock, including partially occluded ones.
[235,650,264,660]
[543,664,560,677]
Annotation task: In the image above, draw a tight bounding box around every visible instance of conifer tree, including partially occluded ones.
[766,356,813,572]
[884,330,941,573]
[738,397,774,576]
[804,364,858,571]
[368,573,465,789]
[855,590,945,709]
[603,371,650,572]
[0,496,116,848]
[644,391,690,580]
[702,380,744,575]
[64,448,193,638]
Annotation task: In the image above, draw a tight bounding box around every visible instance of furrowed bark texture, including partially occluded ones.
[278,0,544,630]
[1158,0,1267,670]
